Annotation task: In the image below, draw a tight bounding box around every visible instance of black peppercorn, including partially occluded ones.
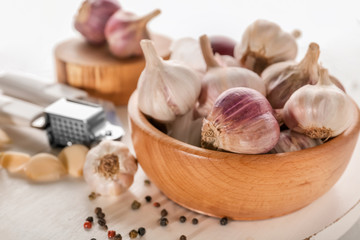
[97,212,105,219]
[145,195,152,203]
[180,235,187,240]
[138,227,146,236]
[220,217,228,225]
[131,200,141,210]
[103,225,108,231]
[129,229,138,238]
[114,233,122,240]
[192,218,198,225]
[160,209,168,217]
[179,216,186,223]
[95,207,102,214]
[98,219,106,226]
[91,238,96,240]
[86,216,94,223]
[144,179,151,185]
[159,217,169,226]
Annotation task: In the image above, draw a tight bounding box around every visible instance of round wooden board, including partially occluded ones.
[54,33,172,105]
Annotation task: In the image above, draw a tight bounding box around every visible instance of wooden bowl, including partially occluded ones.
[54,33,171,106]
[128,91,360,220]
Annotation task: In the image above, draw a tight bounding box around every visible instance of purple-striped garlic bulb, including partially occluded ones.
[201,87,280,154]
[74,0,120,45]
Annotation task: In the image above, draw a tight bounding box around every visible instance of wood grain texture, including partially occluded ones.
[54,33,171,105]
[128,91,360,220]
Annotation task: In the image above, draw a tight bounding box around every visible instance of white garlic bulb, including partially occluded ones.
[83,140,138,195]
[283,68,355,139]
[234,19,298,75]
[137,39,202,122]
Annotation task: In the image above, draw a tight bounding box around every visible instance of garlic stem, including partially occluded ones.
[200,35,220,69]
[317,68,333,86]
[140,39,162,67]
[139,9,161,26]
[298,42,320,70]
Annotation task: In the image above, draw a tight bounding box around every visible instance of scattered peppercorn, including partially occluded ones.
[84,221,92,229]
[97,212,105,219]
[192,218,198,225]
[180,235,187,240]
[95,207,102,214]
[103,225,108,231]
[88,192,101,200]
[98,219,106,226]
[86,216,94,223]
[144,179,151,185]
[145,195,152,203]
[114,234,122,240]
[108,230,116,239]
[138,227,146,236]
[91,238,96,240]
[131,200,141,210]
[220,217,228,226]
[179,216,187,223]
[129,229,138,239]
[153,202,160,208]
[160,209,168,217]
[159,217,169,226]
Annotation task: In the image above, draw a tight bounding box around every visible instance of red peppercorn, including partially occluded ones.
[84,221,92,229]
[108,230,116,239]
[153,202,160,208]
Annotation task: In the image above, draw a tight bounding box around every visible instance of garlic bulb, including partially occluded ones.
[209,35,236,57]
[270,130,323,153]
[197,35,266,117]
[262,43,320,109]
[137,39,202,122]
[201,87,280,154]
[234,19,298,75]
[283,68,355,139]
[74,0,120,45]
[83,140,137,195]
[214,53,240,67]
[105,9,161,58]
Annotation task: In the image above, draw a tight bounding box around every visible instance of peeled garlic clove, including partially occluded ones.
[0,128,11,146]
[74,0,120,45]
[58,144,89,177]
[283,68,355,139]
[201,87,280,154]
[24,153,67,182]
[105,9,161,58]
[0,151,30,173]
[234,19,298,75]
[209,35,236,57]
[262,43,320,109]
[137,39,202,122]
[270,130,323,153]
[83,140,137,196]
[197,35,266,117]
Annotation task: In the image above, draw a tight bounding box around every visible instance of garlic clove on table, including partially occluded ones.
[0,151,30,174]
[58,144,89,177]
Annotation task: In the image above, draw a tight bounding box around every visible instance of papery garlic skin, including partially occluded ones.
[74,0,120,45]
[283,68,355,139]
[137,40,202,123]
[214,53,240,67]
[105,9,161,58]
[201,87,280,154]
[83,140,137,195]
[270,130,323,153]
[234,19,297,75]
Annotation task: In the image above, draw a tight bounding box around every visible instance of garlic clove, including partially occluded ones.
[270,130,323,153]
[213,53,240,67]
[74,0,121,45]
[0,151,30,174]
[0,128,11,146]
[201,87,280,154]
[58,144,89,177]
[262,43,320,109]
[24,153,67,182]
[137,39,202,122]
[283,67,355,139]
[83,140,137,196]
[234,19,298,75]
[209,35,237,57]
[105,9,161,58]
[197,35,266,117]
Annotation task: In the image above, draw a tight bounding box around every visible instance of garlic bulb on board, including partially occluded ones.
[270,130,323,153]
[283,68,355,139]
[83,140,137,196]
[197,35,266,117]
[137,39,202,123]
[234,19,298,75]
[74,0,120,45]
[201,87,280,154]
[262,43,320,109]
[105,9,161,58]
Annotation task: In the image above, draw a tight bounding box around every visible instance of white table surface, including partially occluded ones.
[1,0,360,239]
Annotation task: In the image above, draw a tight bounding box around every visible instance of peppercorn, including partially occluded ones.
[159,217,169,226]
[160,209,168,217]
[97,212,105,219]
[220,217,228,225]
[192,218,198,225]
[144,179,151,185]
[108,230,116,239]
[86,216,94,223]
[84,221,92,229]
[145,195,152,203]
[129,229,138,238]
[98,219,106,226]
[95,207,102,214]
[179,216,186,223]
[180,235,187,240]
[153,202,160,208]
[138,227,146,236]
[88,192,100,200]
[131,200,141,210]
[91,238,96,240]
[103,225,108,231]
[114,234,122,240]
